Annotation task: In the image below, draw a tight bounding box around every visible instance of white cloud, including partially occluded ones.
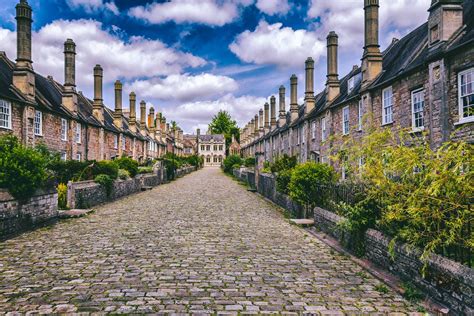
[229,20,325,67]
[256,0,290,16]
[129,0,252,26]
[308,0,430,49]
[0,19,205,87]
[166,94,268,132]
[125,73,238,102]
[66,0,120,15]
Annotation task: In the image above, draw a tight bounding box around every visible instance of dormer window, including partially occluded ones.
[430,25,439,44]
[348,77,355,94]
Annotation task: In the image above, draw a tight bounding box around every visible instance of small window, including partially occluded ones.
[411,89,425,130]
[114,134,118,149]
[301,124,305,144]
[206,145,210,151]
[358,100,363,131]
[76,153,82,161]
[61,152,67,161]
[61,118,68,141]
[311,121,316,139]
[321,116,327,141]
[342,106,350,135]
[459,68,474,122]
[382,86,393,125]
[122,134,126,150]
[430,24,439,44]
[34,110,43,136]
[348,77,355,94]
[75,122,81,143]
[0,99,12,129]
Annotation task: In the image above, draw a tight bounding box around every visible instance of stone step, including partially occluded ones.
[58,209,94,219]
[141,186,153,191]
[290,219,314,226]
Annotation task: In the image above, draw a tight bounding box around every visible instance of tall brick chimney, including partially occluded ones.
[140,100,146,128]
[93,65,104,123]
[279,85,286,127]
[326,31,340,103]
[270,95,277,130]
[113,80,123,128]
[13,0,35,100]
[62,39,77,113]
[129,92,136,132]
[290,75,298,122]
[264,102,270,133]
[148,106,155,131]
[428,0,463,47]
[304,57,315,114]
[254,114,259,138]
[361,0,383,86]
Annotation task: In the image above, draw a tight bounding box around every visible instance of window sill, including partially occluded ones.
[35,133,43,137]
[381,121,394,127]
[454,117,474,126]
[0,126,12,130]
[409,127,425,134]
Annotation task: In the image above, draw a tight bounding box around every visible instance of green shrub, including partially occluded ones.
[0,135,48,201]
[270,154,297,173]
[163,157,179,180]
[288,162,337,218]
[222,155,242,173]
[276,169,292,194]
[118,169,130,180]
[232,163,241,170]
[48,160,91,184]
[94,174,114,197]
[57,183,68,210]
[186,154,202,168]
[244,157,255,167]
[138,166,153,174]
[81,160,119,180]
[115,157,139,178]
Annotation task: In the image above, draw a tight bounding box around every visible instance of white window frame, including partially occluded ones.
[311,121,316,139]
[342,106,350,135]
[75,122,81,144]
[411,88,425,131]
[357,100,363,131]
[114,134,118,149]
[321,116,327,141]
[382,86,393,125]
[60,152,67,161]
[61,118,68,141]
[0,99,12,129]
[34,110,43,136]
[348,76,355,94]
[458,68,474,123]
[301,124,305,144]
[76,153,81,161]
[122,134,126,150]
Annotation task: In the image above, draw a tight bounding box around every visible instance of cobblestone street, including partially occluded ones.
[0,168,420,314]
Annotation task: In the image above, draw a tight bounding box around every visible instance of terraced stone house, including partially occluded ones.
[241,0,473,178]
[0,0,184,162]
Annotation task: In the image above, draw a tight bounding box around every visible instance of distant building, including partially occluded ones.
[229,134,241,156]
[198,133,225,167]
[183,134,198,156]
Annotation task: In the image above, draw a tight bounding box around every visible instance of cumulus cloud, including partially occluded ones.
[66,0,120,15]
[166,94,269,132]
[256,0,291,16]
[229,20,325,67]
[125,73,238,102]
[308,0,430,49]
[0,19,205,87]
[129,0,252,26]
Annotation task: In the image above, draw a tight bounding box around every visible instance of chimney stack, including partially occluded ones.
[62,39,78,113]
[290,75,298,122]
[326,31,340,102]
[264,102,270,133]
[93,65,104,123]
[254,114,259,137]
[114,80,123,128]
[140,100,146,128]
[129,92,136,132]
[279,85,286,127]
[13,0,35,99]
[362,0,383,85]
[259,109,264,136]
[305,57,315,114]
[148,107,155,131]
[270,95,277,130]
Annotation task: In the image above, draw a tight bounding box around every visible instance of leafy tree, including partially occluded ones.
[208,110,240,154]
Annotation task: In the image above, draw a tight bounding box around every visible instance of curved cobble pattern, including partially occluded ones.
[0,168,421,314]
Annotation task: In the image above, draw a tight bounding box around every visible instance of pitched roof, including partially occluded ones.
[199,134,224,142]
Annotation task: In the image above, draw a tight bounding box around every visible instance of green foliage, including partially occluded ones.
[118,169,130,180]
[57,183,68,210]
[374,284,389,294]
[94,174,114,197]
[162,153,181,180]
[185,154,203,168]
[244,157,255,167]
[115,157,139,177]
[276,169,292,195]
[401,282,423,302]
[288,162,337,217]
[222,154,242,173]
[86,160,119,180]
[332,124,474,266]
[48,160,91,184]
[232,163,241,170]
[0,135,48,201]
[270,154,297,174]
[208,110,240,153]
[138,166,153,174]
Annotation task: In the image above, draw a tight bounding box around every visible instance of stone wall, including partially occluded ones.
[0,189,58,239]
[313,207,474,314]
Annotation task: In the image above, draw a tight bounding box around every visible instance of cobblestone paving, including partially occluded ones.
[0,168,421,314]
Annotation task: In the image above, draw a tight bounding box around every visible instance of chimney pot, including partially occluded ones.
[290,75,298,121]
[64,39,76,90]
[326,31,340,103]
[140,100,146,128]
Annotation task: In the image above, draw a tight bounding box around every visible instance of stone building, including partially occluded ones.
[241,0,473,179]
[229,134,241,156]
[197,133,226,167]
[0,0,183,163]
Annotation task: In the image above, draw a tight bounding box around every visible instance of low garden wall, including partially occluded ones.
[0,188,58,239]
[314,207,474,314]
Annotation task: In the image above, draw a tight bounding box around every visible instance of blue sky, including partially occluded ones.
[0,0,431,133]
